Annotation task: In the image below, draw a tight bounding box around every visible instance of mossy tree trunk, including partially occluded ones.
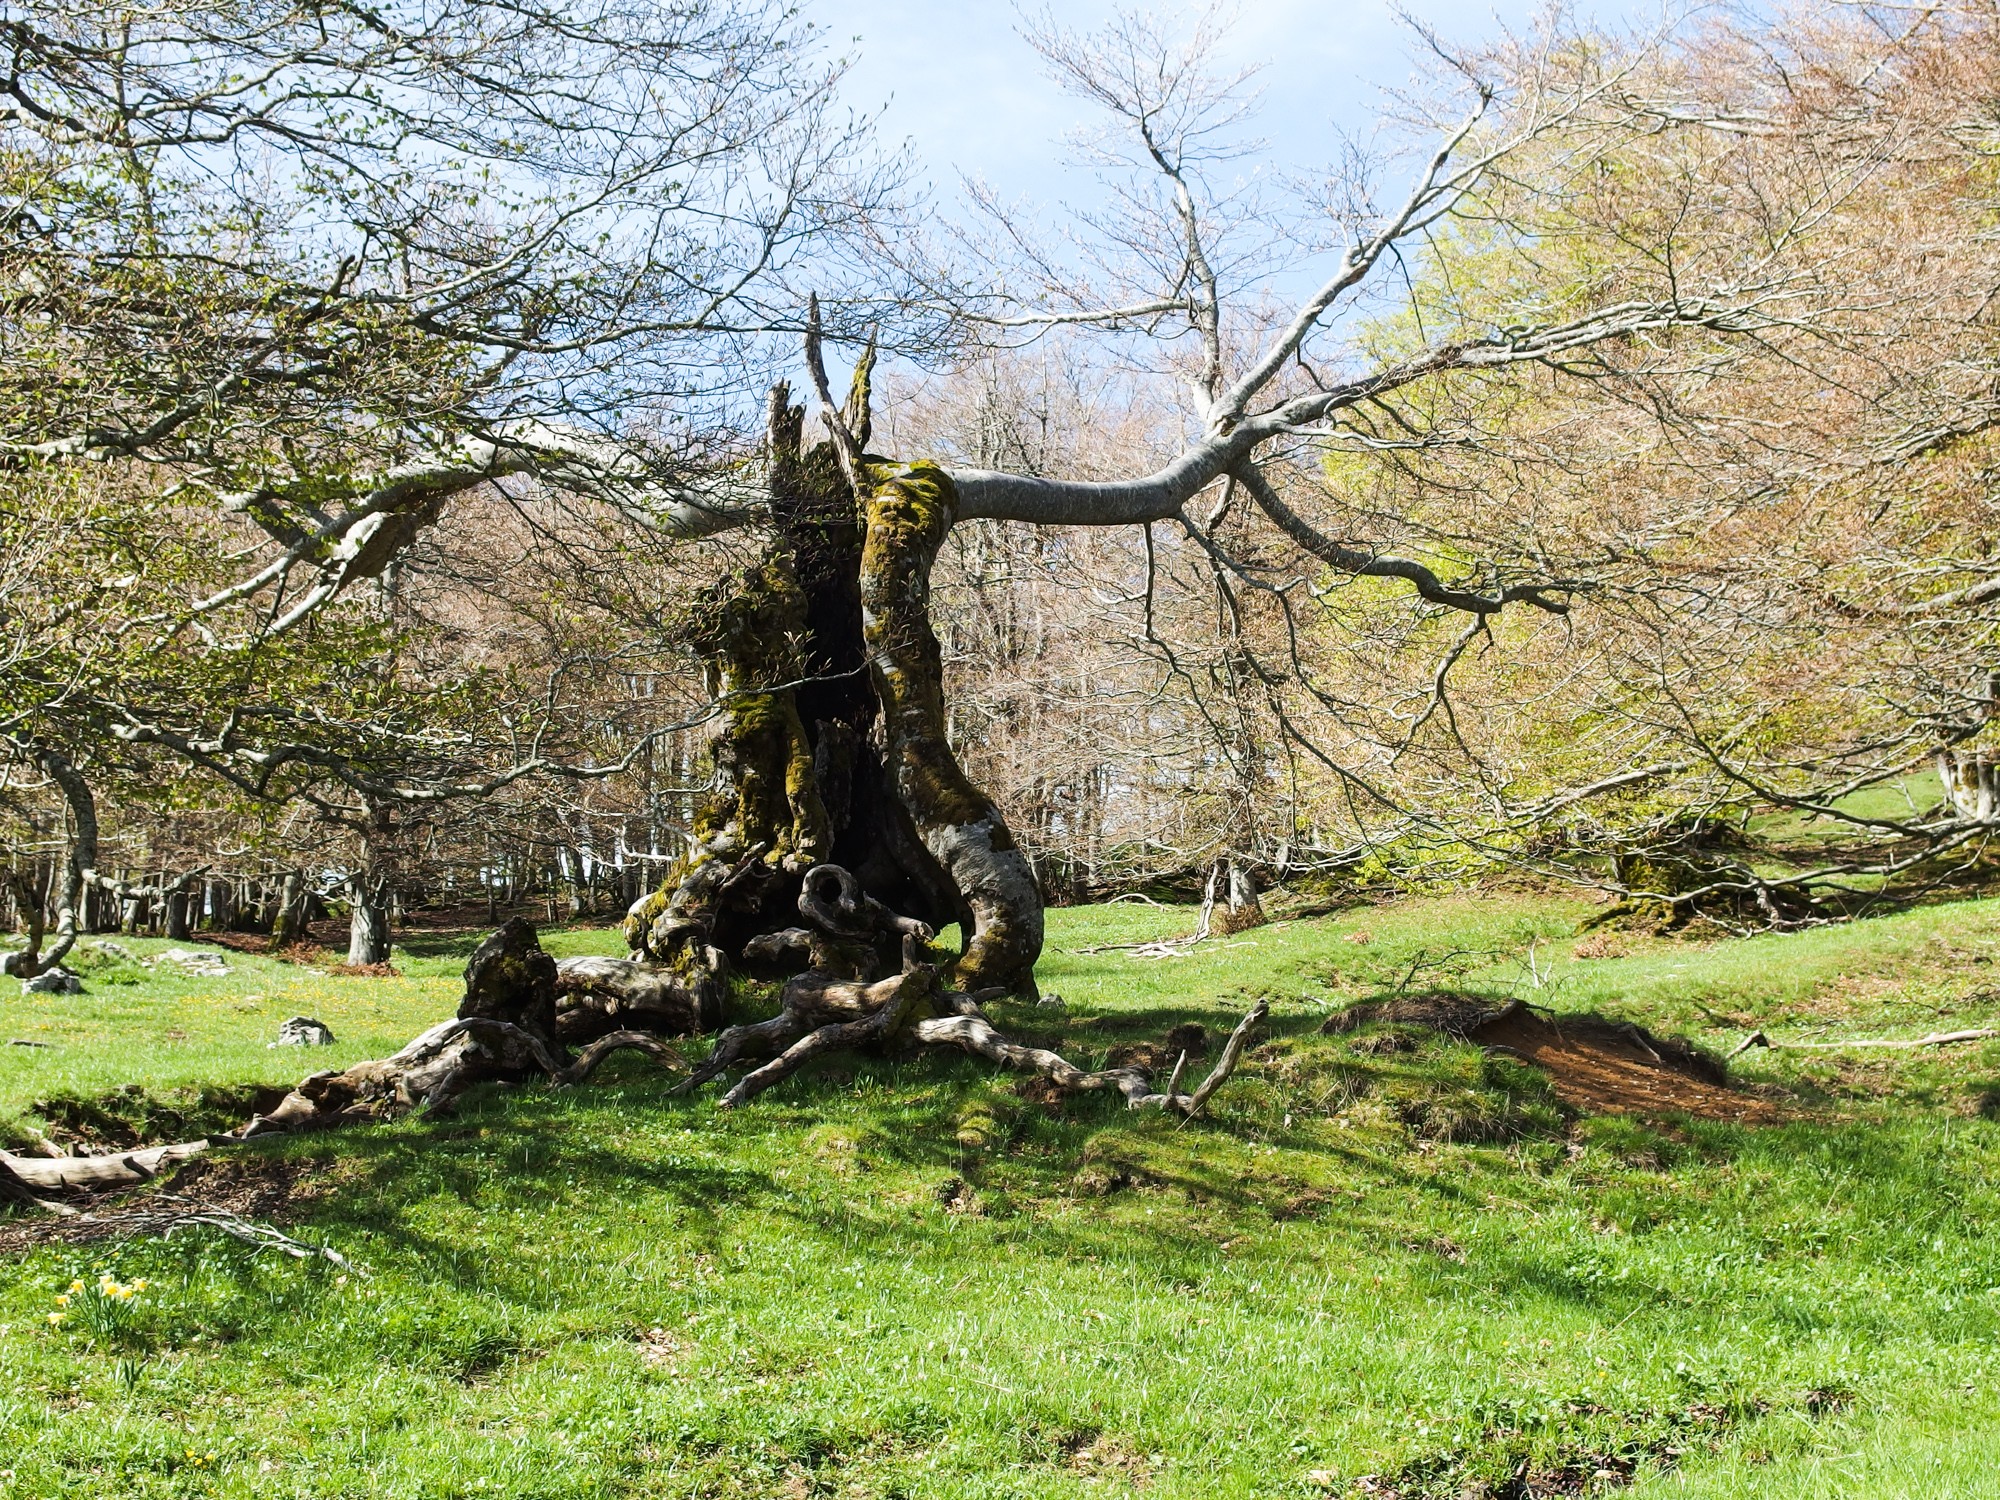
[626,374,1044,1006]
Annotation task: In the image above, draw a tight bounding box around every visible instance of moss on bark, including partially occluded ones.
[683,552,831,875]
[628,390,1044,1004]
[859,462,1043,993]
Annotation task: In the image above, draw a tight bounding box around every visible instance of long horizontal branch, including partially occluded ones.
[1229,464,1578,615]
[947,295,1777,527]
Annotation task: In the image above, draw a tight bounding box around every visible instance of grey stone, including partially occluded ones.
[20,967,82,995]
[157,947,230,977]
[271,1016,335,1047]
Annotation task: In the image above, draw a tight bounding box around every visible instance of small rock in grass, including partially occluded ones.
[19,967,83,995]
[158,947,231,976]
[271,1016,335,1047]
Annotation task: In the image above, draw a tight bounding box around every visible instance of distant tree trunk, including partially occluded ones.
[164,886,192,940]
[271,871,307,948]
[348,894,390,965]
[346,802,394,966]
[1937,748,1998,822]
[1225,858,1267,930]
[2,746,95,978]
[627,374,1045,1012]
[1935,671,2000,823]
[206,878,235,932]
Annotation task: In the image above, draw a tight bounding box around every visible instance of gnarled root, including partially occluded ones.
[717,966,937,1109]
[1,919,684,1206]
[911,998,1268,1117]
[555,956,716,1043]
[675,864,1265,1115]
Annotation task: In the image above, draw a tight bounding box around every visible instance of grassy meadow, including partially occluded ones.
[3,892,2000,1498]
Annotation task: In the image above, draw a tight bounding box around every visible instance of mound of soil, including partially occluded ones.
[33,1084,293,1150]
[1327,993,1786,1124]
[1323,991,1507,1039]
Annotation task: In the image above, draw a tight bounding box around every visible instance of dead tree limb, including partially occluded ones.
[1730,1027,2000,1059]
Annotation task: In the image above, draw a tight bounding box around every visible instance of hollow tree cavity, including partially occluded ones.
[626,364,1045,1003]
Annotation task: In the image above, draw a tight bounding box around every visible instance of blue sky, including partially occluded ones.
[807,0,1557,206]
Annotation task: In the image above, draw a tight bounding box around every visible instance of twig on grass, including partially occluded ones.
[1729,1027,2000,1060]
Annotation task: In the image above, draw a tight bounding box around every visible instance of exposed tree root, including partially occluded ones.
[911,998,1267,1117]
[554,956,717,1042]
[673,863,1267,1114]
[4,874,1262,1215]
[1,918,682,1204]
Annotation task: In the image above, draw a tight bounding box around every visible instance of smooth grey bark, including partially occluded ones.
[347,893,391,965]
[1,746,95,978]
[271,871,307,946]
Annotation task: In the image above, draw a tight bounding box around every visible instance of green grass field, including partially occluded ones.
[4,892,2000,1498]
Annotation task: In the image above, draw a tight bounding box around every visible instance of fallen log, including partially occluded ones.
[3,1141,216,1192]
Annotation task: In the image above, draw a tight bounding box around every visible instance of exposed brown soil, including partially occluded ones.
[1013,1076,1068,1112]
[1327,992,1789,1124]
[1475,1007,1788,1125]
[1323,990,1512,1039]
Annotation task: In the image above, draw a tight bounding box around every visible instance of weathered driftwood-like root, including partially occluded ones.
[1728,1026,2000,1060]
[2,1154,82,1214]
[671,965,930,1099]
[3,1141,217,1196]
[671,861,1268,1114]
[717,966,937,1109]
[554,955,716,1043]
[0,919,684,1206]
[679,984,1267,1115]
[911,998,1268,1117]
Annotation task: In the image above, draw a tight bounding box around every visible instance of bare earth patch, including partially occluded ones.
[1471,1007,1788,1125]
[1327,993,1787,1124]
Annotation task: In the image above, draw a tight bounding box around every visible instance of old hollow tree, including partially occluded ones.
[0,1,1887,1161]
